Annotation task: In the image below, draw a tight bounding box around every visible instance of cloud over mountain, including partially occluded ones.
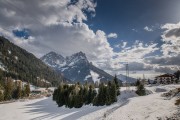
[0,0,179,79]
[0,0,113,68]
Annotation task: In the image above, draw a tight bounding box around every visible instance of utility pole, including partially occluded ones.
[142,74,145,85]
[125,63,130,91]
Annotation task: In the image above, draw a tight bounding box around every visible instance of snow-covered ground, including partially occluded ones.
[105,85,179,120]
[0,84,179,120]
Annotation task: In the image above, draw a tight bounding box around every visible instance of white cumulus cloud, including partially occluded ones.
[107,33,118,39]
[144,26,153,32]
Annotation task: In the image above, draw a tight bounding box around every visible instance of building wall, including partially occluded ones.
[155,77,174,84]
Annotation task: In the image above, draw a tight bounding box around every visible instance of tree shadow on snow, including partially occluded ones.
[21,97,107,120]
[20,90,138,120]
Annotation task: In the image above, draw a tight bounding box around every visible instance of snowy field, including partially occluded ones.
[0,84,179,120]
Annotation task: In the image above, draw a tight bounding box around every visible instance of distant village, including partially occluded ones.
[122,72,179,87]
[0,71,179,104]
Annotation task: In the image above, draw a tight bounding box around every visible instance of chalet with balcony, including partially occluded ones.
[155,74,176,84]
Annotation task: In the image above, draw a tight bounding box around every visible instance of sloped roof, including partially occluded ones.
[155,73,175,78]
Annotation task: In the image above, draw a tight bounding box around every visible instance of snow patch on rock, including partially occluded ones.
[84,74,91,80]
[90,70,100,83]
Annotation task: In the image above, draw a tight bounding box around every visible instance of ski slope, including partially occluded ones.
[0,85,179,120]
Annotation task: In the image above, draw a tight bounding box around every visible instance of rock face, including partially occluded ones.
[41,51,118,83]
[40,51,66,69]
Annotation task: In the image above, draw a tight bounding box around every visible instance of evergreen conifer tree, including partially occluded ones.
[0,91,4,101]
[136,83,146,96]
[96,83,106,106]
[24,83,30,97]
[74,86,83,108]
[109,82,117,102]
[84,86,88,104]
[56,85,64,107]
[16,85,22,99]
[113,75,120,95]
[105,81,112,105]
[136,80,141,86]
[4,78,14,100]
[67,92,74,108]
[0,83,4,101]
[87,85,95,104]
[53,88,58,101]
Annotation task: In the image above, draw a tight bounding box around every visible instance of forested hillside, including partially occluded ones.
[0,36,65,86]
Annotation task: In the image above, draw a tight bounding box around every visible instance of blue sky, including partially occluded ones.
[0,0,180,79]
[88,0,180,48]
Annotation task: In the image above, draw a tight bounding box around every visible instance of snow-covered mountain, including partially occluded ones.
[41,51,118,83]
[40,51,66,69]
[117,74,137,83]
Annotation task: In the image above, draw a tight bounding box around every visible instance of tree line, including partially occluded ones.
[0,77,30,102]
[53,75,120,108]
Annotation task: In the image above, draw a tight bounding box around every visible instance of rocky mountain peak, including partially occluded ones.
[42,51,65,60]
[41,51,119,83]
[40,51,65,68]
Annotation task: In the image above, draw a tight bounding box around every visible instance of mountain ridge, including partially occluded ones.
[41,51,120,83]
[117,74,137,83]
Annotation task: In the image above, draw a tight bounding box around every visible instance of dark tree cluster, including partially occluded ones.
[0,77,30,101]
[135,80,146,96]
[53,76,121,108]
[93,81,117,106]
[53,83,97,108]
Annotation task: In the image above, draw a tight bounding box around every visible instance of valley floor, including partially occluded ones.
[0,85,179,120]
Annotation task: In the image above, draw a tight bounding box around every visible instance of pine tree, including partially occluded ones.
[105,81,112,105]
[0,83,4,101]
[56,85,64,107]
[109,81,117,103]
[4,78,14,100]
[136,83,146,96]
[74,86,83,108]
[174,70,180,80]
[87,85,95,104]
[95,83,106,106]
[24,83,30,97]
[21,89,26,98]
[63,85,70,107]
[83,85,88,104]
[16,85,22,99]
[113,75,119,88]
[67,92,74,108]
[0,91,4,102]
[113,75,120,95]
[53,88,58,101]
[92,89,97,100]
[92,89,97,105]
[135,80,141,86]
[12,83,22,99]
